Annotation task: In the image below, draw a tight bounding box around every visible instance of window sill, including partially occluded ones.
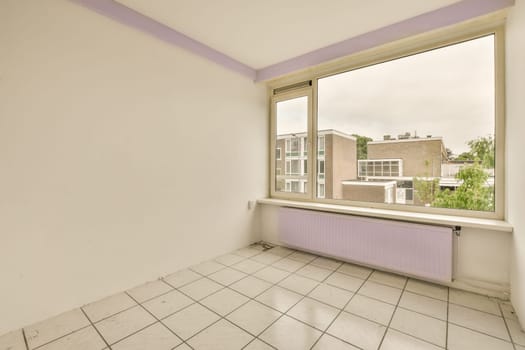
[257,198,513,233]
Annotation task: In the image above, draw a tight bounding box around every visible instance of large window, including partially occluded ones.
[271,29,503,218]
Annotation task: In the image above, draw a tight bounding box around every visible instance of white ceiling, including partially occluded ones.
[115,0,461,69]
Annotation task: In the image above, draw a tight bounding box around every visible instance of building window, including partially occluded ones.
[271,28,503,218]
[276,148,281,160]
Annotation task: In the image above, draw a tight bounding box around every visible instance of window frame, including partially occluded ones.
[269,23,505,219]
[270,88,314,200]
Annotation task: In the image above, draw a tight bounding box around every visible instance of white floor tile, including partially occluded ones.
[190,261,224,276]
[163,304,220,340]
[325,272,365,292]
[25,309,90,349]
[229,276,272,298]
[253,266,290,284]
[380,329,443,350]
[142,290,193,319]
[251,252,283,265]
[390,308,446,347]
[327,312,386,350]
[83,293,137,323]
[207,267,247,286]
[163,269,202,288]
[267,246,294,257]
[405,279,448,301]
[234,246,264,258]
[278,274,319,295]
[399,291,447,320]
[296,264,332,282]
[0,329,26,350]
[214,253,245,266]
[448,323,514,350]
[178,278,223,300]
[312,334,359,350]
[288,297,339,331]
[336,263,373,279]
[308,283,354,309]
[187,319,253,350]
[358,281,402,305]
[226,300,281,336]
[231,259,266,274]
[110,323,181,350]
[243,338,275,350]
[449,289,500,315]
[127,280,172,303]
[255,286,303,313]
[345,294,395,326]
[448,303,510,341]
[369,271,407,289]
[310,257,342,270]
[200,288,249,316]
[516,345,525,350]
[271,257,306,272]
[37,326,106,350]
[94,306,156,345]
[260,315,322,350]
[288,251,318,263]
[506,318,525,346]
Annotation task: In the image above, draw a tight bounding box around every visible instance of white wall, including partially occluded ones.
[506,0,525,329]
[260,204,511,298]
[0,0,267,334]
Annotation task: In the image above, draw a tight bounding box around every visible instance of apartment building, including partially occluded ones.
[275,130,356,199]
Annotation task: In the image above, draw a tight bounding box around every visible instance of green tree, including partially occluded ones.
[413,160,439,205]
[467,136,495,168]
[414,177,440,206]
[352,134,373,160]
[432,162,494,211]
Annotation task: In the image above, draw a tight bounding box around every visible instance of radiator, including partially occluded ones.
[278,207,453,283]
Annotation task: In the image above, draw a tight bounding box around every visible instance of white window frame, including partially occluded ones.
[270,87,313,200]
[269,23,505,219]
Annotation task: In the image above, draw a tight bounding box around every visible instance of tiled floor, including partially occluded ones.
[2,243,525,350]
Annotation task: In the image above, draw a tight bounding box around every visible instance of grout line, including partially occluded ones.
[497,303,517,350]
[376,278,409,349]
[308,267,374,350]
[31,325,93,350]
[124,292,194,350]
[80,308,113,350]
[21,328,30,350]
[447,321,516,343]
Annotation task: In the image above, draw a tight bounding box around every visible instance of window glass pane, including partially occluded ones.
[275,96,308,194]
[317,35,495,211]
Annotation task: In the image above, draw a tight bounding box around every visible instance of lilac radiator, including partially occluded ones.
[278,207,453,283]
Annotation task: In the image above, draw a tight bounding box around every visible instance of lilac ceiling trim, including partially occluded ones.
[255,0,514,82]
[71,0,256,80]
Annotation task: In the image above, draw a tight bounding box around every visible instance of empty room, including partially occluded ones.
[1,0,525,349]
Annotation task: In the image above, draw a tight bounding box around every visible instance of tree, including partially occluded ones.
[432,162,494,211]
[413,177,440,206]
[413,160,439,206]
[352,134,373,160]
[467,136,495,168]
[453,136,495,168]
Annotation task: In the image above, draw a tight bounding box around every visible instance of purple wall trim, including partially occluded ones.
[255,0,514,82]
[71,0,256,80]
[70,0,513,83]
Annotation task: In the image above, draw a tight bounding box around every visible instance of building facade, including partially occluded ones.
[275,130,357,199]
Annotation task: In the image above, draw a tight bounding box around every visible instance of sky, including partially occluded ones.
[276,35,495,155]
